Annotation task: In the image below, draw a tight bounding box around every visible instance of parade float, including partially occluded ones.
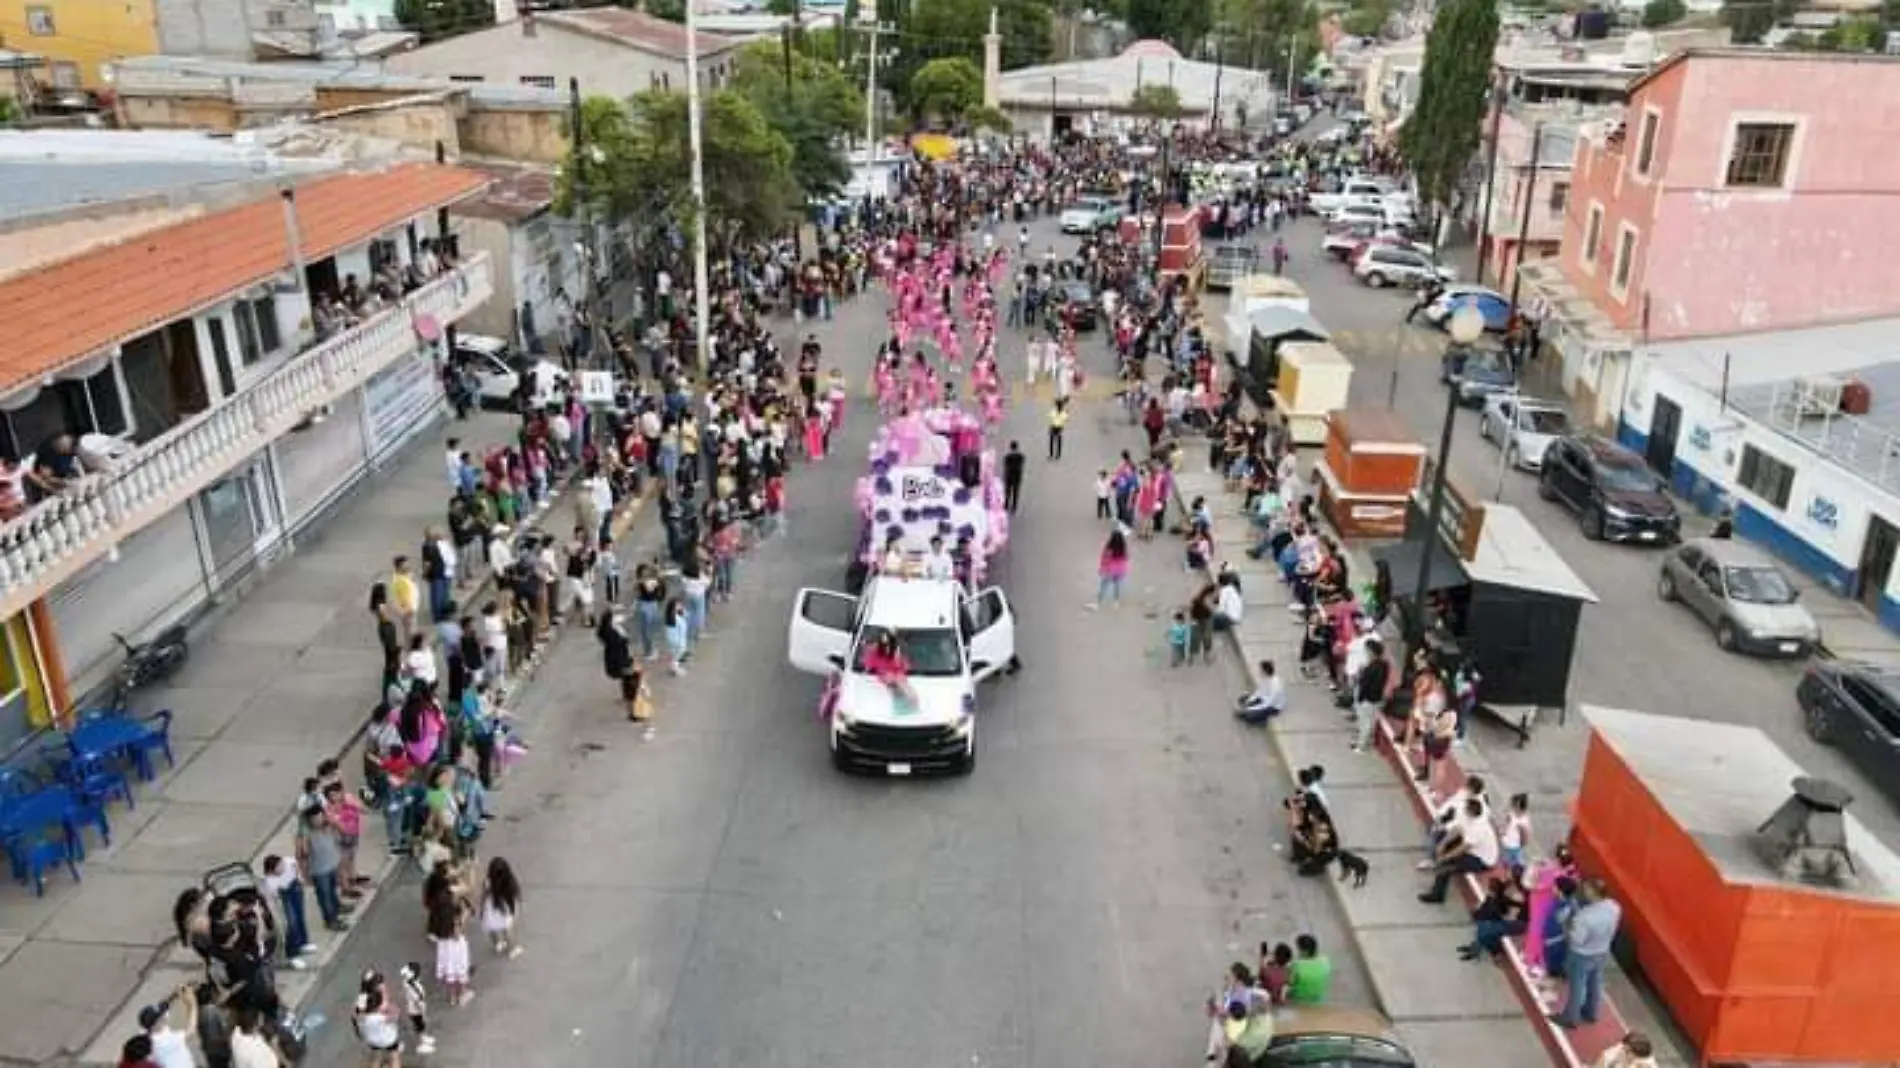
[845,406,1010,592]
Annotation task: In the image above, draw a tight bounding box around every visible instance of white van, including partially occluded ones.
[787,573,1016,775]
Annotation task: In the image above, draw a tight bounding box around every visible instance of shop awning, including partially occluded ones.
[1371,539,1469,597]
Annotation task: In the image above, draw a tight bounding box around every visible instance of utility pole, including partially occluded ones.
[1211,39,1225,131]
[684,0,712,376]
[1472,71,1506,286]
[863,8,881,167]
[567,77,597,368]
[1507,122,1545,315]
[1284,38,1299,105]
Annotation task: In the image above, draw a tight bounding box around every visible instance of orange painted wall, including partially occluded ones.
[1573,731,1900,1065]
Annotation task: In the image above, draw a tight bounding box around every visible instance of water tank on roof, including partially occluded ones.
[1620,31,1657,68]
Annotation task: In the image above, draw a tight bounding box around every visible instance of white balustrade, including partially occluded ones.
[0,252,492,615]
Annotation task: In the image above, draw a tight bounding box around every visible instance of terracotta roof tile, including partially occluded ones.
[0,162,490,397]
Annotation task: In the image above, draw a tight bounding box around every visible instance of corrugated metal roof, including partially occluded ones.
[0,131,343,219]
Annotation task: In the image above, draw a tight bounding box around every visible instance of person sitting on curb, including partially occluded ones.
[1235,660,1285,724]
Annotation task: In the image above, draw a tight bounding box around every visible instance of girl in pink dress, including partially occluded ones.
[874,360,899,416]
[802,400,826,461]
[1134,470,1159,541]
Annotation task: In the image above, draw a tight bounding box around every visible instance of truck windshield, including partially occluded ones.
[853,626,963,677]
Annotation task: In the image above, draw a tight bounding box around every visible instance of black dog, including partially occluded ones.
[1336,850,1370,888]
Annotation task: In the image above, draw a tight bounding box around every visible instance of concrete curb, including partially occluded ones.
[73,478,657,1065]
[1166,455,1593,1068]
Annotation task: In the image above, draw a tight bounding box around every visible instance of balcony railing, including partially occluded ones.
[0,252,492,620]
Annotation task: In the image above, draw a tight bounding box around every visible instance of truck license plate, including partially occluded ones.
[887,763,912,776]
[1780,642,1799,654]
[1638,531,1658,541]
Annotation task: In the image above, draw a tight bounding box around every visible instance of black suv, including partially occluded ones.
[1538,434,1681,544]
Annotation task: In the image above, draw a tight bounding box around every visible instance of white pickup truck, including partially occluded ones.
[788,572,1016,776]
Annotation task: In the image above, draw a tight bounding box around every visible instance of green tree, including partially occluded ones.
[558,91,799,249]
[1125,0,1214,52]
[967,104,1014,132]
[1341,0,1393,37]
[1398,0,1498,227]
[1720,0,1795,43]
[391,0,494,41]
[1827,13,1883,48]
[1129,83,1184,119]
[900,0,1053,102]
[909,56,985,121]
[729,41,864,200]
[1218,0,1317,82]
[1640,0,1685,25]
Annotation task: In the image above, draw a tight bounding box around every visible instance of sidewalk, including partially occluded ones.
[0,410,626,1066]
[1171,460,1692,1068]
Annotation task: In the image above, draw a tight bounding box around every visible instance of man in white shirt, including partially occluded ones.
[1235,660,1285,724]
[1214,577,1245,632]
[445,439,463,491]
[139,985,201,1068]
[487,525,515,576]
[1420,797,1501,903]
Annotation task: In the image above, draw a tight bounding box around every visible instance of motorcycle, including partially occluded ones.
[115,625,189,692]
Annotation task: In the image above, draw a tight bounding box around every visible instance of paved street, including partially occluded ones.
[1264,209,1900,847]
[300,229,1369,1067]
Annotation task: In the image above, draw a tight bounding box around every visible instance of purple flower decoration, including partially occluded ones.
[874,476,893,495]
[882,451,900,467]
[901,508,920,523]
[952,488,972,506]
[958,523,977,539]
[934,463,957,478]
[871,458,891,476]
[874,509,891,524]
[885,524,904,542]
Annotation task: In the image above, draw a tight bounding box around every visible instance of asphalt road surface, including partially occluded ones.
[301,211,1369,1068]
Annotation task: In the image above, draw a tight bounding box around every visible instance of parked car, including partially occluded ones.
[1659,538,1820,656]
[1353,244,1455,288]
[1325,202,1395,229]
[1423,286,1512,332]
[453,334,567,410]
[1059,196,1123,234]
[1321,220,1385,259]
[1244,1006,1418,1067]
[1798,660,1900,798]
[1479,394,1569,470]
[1439,347,1516,406]
[1538,434,1682,544]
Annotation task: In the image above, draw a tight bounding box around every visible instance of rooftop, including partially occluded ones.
[0,131,342,221]
[0,161,490,398]
[537,8,746,58]
[106,55,565,109]
[451,163,555,223]
[1583,705,1900,901]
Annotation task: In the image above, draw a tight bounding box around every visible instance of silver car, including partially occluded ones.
[1657,538,1821,657]
[1479,394,1569,470]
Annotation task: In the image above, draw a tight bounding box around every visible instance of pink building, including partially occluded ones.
[1517,49,1900,424]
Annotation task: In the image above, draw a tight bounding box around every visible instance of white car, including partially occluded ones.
[453,334,568,410]
[1479,394,1570,470]
[787,573,1017,775]
[1352,244,1455,288]
[1059,196,1122,234]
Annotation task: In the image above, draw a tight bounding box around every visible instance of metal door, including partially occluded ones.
[1858,515,1900,612]
[1646,396,1682,478]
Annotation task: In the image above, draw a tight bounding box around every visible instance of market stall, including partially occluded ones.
[1271,341,1353,447]
[1371,476,1598,743]
[1314,408,1424,539]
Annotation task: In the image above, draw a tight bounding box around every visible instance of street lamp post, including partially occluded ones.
[1408,305,1487,646]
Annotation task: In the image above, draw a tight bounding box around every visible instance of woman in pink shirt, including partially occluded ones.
[1090,529,1131,609]
[861,631,917,707]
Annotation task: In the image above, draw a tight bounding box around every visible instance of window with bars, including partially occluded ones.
[1738,444,1795,510]
[1725,123,1795,189]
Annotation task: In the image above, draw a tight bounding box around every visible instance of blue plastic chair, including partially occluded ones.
[20,837,79,897]
[126,711,175,781]
[66,754,133,811]
[61,794,110,859]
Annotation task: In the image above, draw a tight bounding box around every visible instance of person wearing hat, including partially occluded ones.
[137,983,199,1068]
[118,1035,159,1068]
